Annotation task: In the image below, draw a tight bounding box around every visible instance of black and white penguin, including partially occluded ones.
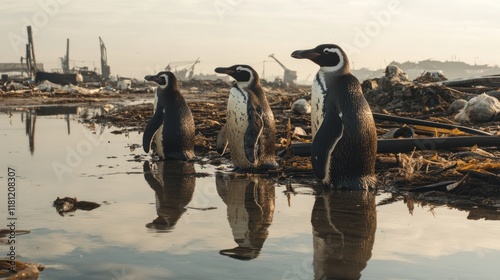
[214,65,278,170]
[291,44,377,190]
[143,71,195,160]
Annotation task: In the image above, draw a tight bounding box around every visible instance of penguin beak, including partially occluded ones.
[144,74,160,83]
[214,67,235,75]
[291,49,321,60]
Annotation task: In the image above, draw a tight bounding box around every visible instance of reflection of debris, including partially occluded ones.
[53,197,101,216]
[127,143,141,152]
[0,229,30,239]
[0,259,45,279]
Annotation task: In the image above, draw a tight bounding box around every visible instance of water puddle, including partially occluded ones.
[1,105,499,279]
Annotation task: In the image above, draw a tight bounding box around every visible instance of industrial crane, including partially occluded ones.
[268,54,297,85]
[99,37,111,80]
[60,38,70,74]
[165,58,200,81]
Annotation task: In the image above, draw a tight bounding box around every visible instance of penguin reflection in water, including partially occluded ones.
[143,161,195,230]
[216,173,275,260]
[291,44,377,190]
[310,190,376,279]
[214,65,278,171]
[143,71,195,161]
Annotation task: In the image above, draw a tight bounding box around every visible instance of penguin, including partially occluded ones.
[143,71,195,161]
[291,44,377,190]
[214,65,278,170]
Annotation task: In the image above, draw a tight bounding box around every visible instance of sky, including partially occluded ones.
[1,0,500,82]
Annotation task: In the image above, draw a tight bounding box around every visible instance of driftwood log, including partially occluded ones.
[280,113,499,157]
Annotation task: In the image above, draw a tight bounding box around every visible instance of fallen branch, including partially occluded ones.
[373,113,492,136]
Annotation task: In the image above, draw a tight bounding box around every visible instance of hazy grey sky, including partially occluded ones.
[2,0,499,81]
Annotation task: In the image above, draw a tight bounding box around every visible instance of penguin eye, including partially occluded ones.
[323,49,330,54]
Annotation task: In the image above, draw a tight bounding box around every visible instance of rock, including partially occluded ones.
[293,126,307,137]
[384,65,409,82]
[446,99,467,115]
[454,93,500,123]
[485,90,500,100]
[291,99,311,115]
[377,65,411,91]
[102,103,115,112]
[415,71,448,83]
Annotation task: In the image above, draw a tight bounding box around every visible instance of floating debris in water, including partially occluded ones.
[53,197,101,216]
[0,259,44,279]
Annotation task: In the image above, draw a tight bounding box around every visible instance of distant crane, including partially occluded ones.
[165,58,200,81]
[60,38,70,73]
[268,54,297,85]
[26,26,37,78]
[99,37,111,80]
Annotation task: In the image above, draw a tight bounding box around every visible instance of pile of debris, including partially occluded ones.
[362,65,500,124]
[363,65,465,114]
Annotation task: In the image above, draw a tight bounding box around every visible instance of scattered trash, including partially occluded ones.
[292,126,307,137]
[53,197,101,216]
[454,93,500,123]
[363,68,464,113]
[415,71,448,83]
[117,79,132,90]
[0,259,44,279]
[446,99,468,115]
[291,99,311,114]
[36,80,62,92]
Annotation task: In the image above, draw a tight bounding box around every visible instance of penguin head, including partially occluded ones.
[291,44,349,73]
[214,65,259,88]
[144,71,178,90]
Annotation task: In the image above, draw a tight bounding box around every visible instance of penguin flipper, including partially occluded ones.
[311,109,344,181]
[216,124,229,155]
[244,106,264,164]
[143,110,164,153]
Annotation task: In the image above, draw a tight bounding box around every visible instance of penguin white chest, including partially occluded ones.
[227,87,251,166]
[311,73,327,138]
[153,124,164,158]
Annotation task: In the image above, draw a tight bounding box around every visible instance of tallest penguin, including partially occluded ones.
[291,44,377,190]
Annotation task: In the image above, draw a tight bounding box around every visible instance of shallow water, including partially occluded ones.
[1,105,500,280]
